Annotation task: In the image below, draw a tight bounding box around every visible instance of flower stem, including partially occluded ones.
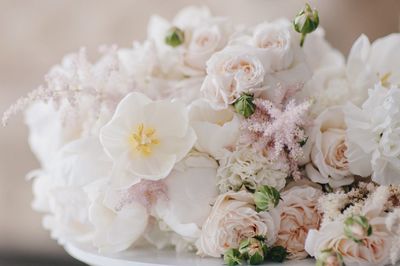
[300,33,306,47]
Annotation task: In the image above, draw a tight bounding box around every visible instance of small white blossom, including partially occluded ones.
[217,147,288,192]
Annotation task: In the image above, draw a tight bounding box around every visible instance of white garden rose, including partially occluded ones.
[183,20,231,74]
[231,19,312,92]
[189,99,240,158]
[196,190,280,257]
[100,92,196,185]
[305,217,392,266]
[217,147,288,193]
[344,84,400,185]
[147,6,232,77]
[305,186,393,266]
[252,21,294,72]
[276,186,322,260]
[305,106,354,188]
[155,152,218,241]
[201,46,265,109]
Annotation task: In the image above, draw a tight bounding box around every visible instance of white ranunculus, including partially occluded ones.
[344,84,400,185]
[276,186,322,260]
[196,190,280,257]
[217,147,288,193]
[189,99,240,158]
[31,137,113,244]
[306,106,354,188]
[201,46,265,109]
[155,152,218,241]
[100,92,196,185]
[86,179,149,254]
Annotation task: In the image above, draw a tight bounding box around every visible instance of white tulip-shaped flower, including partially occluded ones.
[100,92,197,183]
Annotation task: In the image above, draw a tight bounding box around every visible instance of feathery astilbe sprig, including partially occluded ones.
[2,86,54,126]
[242,98,311,179]
[115,180,168,211]
[2,46,136,128]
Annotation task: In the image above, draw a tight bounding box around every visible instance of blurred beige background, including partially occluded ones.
[0,0,399,259]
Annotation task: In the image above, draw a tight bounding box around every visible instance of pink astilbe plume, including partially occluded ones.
[242,98,311,179]
[115,180,168,211]
[2,46,136,127]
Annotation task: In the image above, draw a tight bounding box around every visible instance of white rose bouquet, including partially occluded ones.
[4,4,400,266]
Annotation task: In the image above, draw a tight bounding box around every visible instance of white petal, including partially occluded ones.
[158,127,197,162]
[114,92,152,118]
[143,100,189,138]
[129,152,177,180]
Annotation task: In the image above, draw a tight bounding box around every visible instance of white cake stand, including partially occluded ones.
[65,244,315,266]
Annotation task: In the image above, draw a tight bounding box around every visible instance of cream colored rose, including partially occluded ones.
[201,46,265,110]
[306,106,354,188]
[252,21,294,72]
[276,186,322,260]
[306,217,392,266]
[183,22,230,73]
[196,190,280,257]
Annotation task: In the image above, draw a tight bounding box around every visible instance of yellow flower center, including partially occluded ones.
[129,123,160,156]
[380,72,391,87]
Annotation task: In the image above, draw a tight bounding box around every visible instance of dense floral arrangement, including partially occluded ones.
[4,4,400,266]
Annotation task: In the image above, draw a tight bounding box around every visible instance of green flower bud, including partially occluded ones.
[233,94,256,118]
[238,238,265,265]
[249,251,264,265]
[293,3,319,47]
[224,248,242,266]
[316,248,344,266]
[254,185,280,212]
[165,26,185,47]
[344,215,372,243]
[267,246,287,263]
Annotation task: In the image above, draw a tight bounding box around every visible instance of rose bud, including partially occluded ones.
[238,238,265,265]
[254,185,281,212]
[293,3,319,46]
[344,215,372,243]
[223,248,242,266]
[316,248,344,266]
[165,26,185,47]
[233,94,256,118]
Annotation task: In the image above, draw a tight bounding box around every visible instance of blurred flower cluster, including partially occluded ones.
[5,4,400,266]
